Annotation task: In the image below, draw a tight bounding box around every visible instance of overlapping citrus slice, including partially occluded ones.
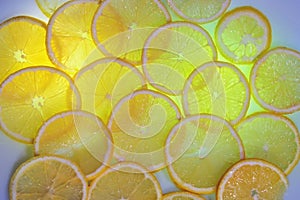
[183,61,250,124]
[235,112,300,174]
[0,16,53,83]
[165,114,244,194]
[167,0,231,23]
[74,57,146,123]
[142,21,217,95]
[250,47,300,113]
[35,0,71,17]
[34,110,113,180]
[0,66,80,143]
[92,0,171,64]
[47,0,103,76]
[217,159,288,200]
[163,191,205,200]
[108,89,181,171]
[88,162,162,200]
[215,6,271,64]
[9,156,88,200]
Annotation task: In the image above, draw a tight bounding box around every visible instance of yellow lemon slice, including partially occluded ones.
[35,0,71,17]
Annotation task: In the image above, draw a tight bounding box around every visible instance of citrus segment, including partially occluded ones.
[163,191,205,200]
[35,0,71,17]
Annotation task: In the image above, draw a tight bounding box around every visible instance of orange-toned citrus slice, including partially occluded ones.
[183,61,250,124]
[165,114,244,194]
[35,0,71,17]
[47,0,103,76]
[215,6,271,64]
[217,159,288,200]
[235,112,300,174]
[88,162,162,200]
[108,89,181,172]
[74,57,146,123]
[92,0,171,64]
[9,156,88,200]
[250,47,300,113]
[0,66,80,143]
[167,0,231,23]
[142,21,217,95]
[0,16,54,83]
[34,110,113,180]
[163,191,205,200]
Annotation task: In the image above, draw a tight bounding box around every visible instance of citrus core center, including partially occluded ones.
[32,96,45,111]
[14,50,27,63]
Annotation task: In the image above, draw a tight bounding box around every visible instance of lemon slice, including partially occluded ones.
[215,6,271,64]
[35,0,71,17]
[163,191,205,200]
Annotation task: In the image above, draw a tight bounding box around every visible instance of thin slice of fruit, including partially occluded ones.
[235,112,300,174]
[183,61,250,124]
[165,114,244,194]
[142,21,217,95]
[167,0,231,23]
[0,16,54,83]
[108,89,181,172]
[215,6,271,64]
[163,191,205,200]
[35,0,71,17]
[34,110,113,180]
[0,66,80,143]
[250,47,300,113]
[47,0,103,76]
[92,0,171,64]
[9,155,88,200]
[217,159,288,200]
[88,162,162,200]
[74,57,146,123]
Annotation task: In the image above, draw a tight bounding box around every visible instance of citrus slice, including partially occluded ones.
[47,0,103,76]
[0,66,80,143]
[9,156,88,200]
[0,16,54,83]
[167,0,231,23]
[107,89,181,171]
[88,162,162,200]
[165,114,244,194]
[92,0,171,64]
[215,6,271,64]
[35,0,71,17]
[250,47,300,113]
[183,61,250,124]
[163,191,205,200]
[142,21,217,95]
[34,110,113,180]
[235,112,300,174]
[217,159,288,200]
[74,57,146,123]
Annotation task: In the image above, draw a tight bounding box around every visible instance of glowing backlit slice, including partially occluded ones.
[163,191,205,200]
[35,0,71,17]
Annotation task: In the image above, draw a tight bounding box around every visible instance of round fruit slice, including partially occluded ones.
[167,0,231,23]
[250,47,300,113]
[108,89,181,172]
[0,16,54,83]
[163,191,205,200]
[9,156,88,200]
[35,0,71,17]
[74,57,146,123]
[235,112,300,174]
[0,66,80,143]
[88,162,162,200]
[215,6,271,64]
[142,21,217,95]
[217,159,288,200]
[165,114,244,194]
[47,0,103,76]
[92,0,171,64]
[183,61,250,124]
[34,110,113,180]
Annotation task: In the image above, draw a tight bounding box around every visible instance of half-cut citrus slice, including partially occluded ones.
[0,16,54,83]
[167,0,231,23]
[215,6,271,64]
[217,159,288,200]
[35,0,71,17]
[9,156,88,200]
[34,110,113,180]
[250,47,300,113]
[163,191,205,200]
[0,66,80,143]
[74,57,146,123]
[88,162,162,200]
[183,61,250,124]
[142,21,217,95]
[92,0,171,64]
[108,89,181,171]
